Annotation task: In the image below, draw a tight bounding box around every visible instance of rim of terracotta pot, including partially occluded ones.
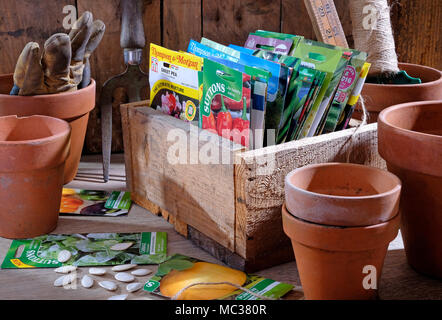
[285,163,401,227]
[364,62,442,89]
[378,100,442,177]
[0,115,71,172]
[0,73,96,120]
[282,204,400,252]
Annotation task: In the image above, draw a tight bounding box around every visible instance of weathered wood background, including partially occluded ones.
[0,0,440,154]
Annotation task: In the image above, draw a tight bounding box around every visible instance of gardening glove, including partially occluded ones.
[12,33,73,96]
[79,19,106,89]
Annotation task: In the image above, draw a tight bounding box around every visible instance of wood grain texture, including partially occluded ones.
[203,0,281,46]
[234,123,385,259]
[389,0,442,70]
[0,0,75,75]
[77,0,160,154]
[163,0,201,51]
[124,105,244,251]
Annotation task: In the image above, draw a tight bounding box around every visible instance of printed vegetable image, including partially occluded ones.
[231,97,250,147]
[60,189,84,213]
[202,111,217,134]
[157,91,183,118]
[216,96,233,139]
[160,261,247,300]
[79,190,108,201]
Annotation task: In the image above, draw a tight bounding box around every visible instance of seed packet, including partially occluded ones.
[294,71,327,140]
[228,44,256,55]
[322,50,367,134]
[60,188,131,217]
[291,39,345,138]
[188,39,238,62]
[203,56,269,149]
[143,254,294,300]
[149,43,203,123]
[200,37,241,60]
[253,30,303,55]
[336,62,371,131]
[244,34,293,55]
[1,232,168,269]
[201,39,290,145]
[200,58,252,147]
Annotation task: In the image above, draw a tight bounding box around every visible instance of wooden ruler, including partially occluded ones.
[304,0,349,48]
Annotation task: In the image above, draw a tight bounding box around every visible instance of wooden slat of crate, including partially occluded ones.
[121,103,244,251]
[234,123,385,260]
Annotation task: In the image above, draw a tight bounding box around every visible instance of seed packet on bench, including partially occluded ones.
[1,232,168,269]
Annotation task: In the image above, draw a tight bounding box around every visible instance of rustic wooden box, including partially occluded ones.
[121,101,385,272]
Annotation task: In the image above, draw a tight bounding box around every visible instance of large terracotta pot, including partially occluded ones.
[0,115,71,239]
[0,73,95,184]
[354,63,442,123]
[282,204,400,300]
[285,163,401,226]
[378,100,442,279]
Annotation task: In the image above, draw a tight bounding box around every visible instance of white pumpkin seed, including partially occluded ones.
[81,275,94,288]
[89,267,107,275]
[54,273,76,287]
[111,264,137,272]
[57,250,72,263]
[99,280,117,291]
[54,266,77,274]
[114,272,135,283]
[126,282,142,293]
[110,242,133,251]
[107,294,128,300]
[131,269,152,276]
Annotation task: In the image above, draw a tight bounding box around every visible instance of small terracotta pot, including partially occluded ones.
[0,115,71,239]
[353,63,442,123]
[285,163,401,227]
[378,100,442,279]
[282,204,400,300]
[0,73,95,184]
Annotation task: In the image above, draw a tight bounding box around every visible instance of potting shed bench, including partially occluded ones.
[0,155,440,300]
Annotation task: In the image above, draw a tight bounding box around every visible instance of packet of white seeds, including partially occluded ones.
[149,43,203,124]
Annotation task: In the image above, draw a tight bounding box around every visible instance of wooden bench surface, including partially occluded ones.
[0,154,440,300]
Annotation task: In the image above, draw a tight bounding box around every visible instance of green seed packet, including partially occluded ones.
[322,50,368,134]
[1,232,168,269]
[144,254,294,300]
[253,30,303,55]
[60,188,132,217]
[291,39,345,138]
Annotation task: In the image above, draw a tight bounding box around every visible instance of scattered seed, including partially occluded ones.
[126,282,142,293]
[99,280,117,291]
[54,273,76,287]
[115,272,135,283]
[57,250,72,263]
[110,242,133,251]
[54,266,77,274]
[89,267,107,275]
[131,269,152,276]
[81,275,94,288]
[107,294,128,300]
[112,264,137,272]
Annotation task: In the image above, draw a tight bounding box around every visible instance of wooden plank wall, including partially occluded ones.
[0,0,440,154]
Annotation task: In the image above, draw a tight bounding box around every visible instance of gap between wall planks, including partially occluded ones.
[0,0,440,154]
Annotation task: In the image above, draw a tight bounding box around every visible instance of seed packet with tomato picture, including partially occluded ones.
[200,58,252,148]
[149,44,203,124]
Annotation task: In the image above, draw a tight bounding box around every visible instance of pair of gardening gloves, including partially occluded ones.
[11,11,105,96]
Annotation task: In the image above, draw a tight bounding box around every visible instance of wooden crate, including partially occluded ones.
[121,101,385,272]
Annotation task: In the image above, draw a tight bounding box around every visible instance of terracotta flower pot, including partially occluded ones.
[0,73,95,184]
[0,115,71,239]
[353,62,442,123]
[282,204,400,300]
[378,100,442,279]
[285,163,401,226]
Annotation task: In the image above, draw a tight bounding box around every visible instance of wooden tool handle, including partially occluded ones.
[120,0,145,49]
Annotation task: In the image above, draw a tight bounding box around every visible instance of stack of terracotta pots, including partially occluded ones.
[0,74,95,239]
[282,163,402,299]
[378,100,442,279]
